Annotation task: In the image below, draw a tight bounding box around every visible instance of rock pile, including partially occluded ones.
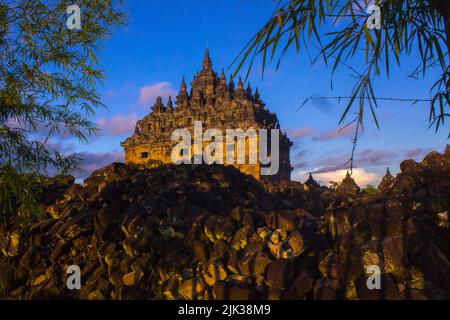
[0,148,449,300]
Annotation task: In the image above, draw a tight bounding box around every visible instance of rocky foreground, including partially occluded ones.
[1,148,449,300]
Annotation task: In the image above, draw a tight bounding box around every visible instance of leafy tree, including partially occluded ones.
[0,0,125,224]
[233,0,449,167]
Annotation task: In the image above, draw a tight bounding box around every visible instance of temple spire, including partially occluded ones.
[167,96,173,111]
[176,77,189,108]
[180,77,187,92]
[254,87,260,100]
[336,170,360,195]
[246,82,253,98]
[378,167,394,192]
[235,76,245,98]
[228,75,235,93]
[152,96,165,113]
[305,172,319,188]
[202,48,212,70]
[217,68,227,97]
[237,76,244,90]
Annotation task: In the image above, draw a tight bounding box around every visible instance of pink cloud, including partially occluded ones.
[97,113,138,136]
[78,151,124,180]
[139,82,176,106]
[312,123,357,141]
[292,168,380,187]
[286,127,314,139]
[33,142,124,180]
[404,148,432,159]
[307,148,398,174]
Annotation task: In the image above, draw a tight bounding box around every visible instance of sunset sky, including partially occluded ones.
[59,0,449,186]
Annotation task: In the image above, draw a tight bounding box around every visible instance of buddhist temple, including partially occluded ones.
[121,49,293,182]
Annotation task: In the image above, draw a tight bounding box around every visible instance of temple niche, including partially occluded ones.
[121,49,293,182]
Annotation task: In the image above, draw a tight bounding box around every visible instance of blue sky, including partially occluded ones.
[64,0,449,186]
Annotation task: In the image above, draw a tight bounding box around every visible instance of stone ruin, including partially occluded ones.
[1,147,449,300]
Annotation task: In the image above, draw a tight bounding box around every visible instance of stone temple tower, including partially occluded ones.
[121,49,293,182]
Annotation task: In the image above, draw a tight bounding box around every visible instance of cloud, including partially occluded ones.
[311,148,398,173]
[291,147,400,185]
[4,117,73,140]
[97,113,138,136]
[312,163,348,174]
[312,123,357,141]
[286,127,314,139]
[316,168,380,187]
[32,141,123,181]
[293,161,308,170]
[46,139,78,155]
[354,148,398,167]
[293,167,380,187]
[139,82,177,106]
[292,146,434,186]
[77,151,124,180]
[291,149,308,169]
[292,145,436,187]
[404,148,432,159]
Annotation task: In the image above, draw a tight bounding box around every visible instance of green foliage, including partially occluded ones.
[0,0,125,224]
[361,184,380,195]
[0,164,44,225]
[233,0,449,132]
